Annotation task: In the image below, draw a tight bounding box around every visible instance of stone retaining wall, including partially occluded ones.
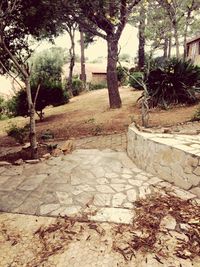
[127,124,200,195]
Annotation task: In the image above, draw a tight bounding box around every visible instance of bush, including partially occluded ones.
[89,82,107,90]
[6,123,29,144]
[146,58,200,108]
[8,82,69,119]
[0,96,7,120]
[117,66,128,85]
[72,78,83,96]
[129,72,144,90]
[192,106,200,121]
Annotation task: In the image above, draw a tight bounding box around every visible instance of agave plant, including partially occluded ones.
[146,58,200,108]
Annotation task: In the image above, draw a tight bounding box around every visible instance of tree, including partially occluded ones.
[0,1,38,158]
[156,0,200,58]
[0,0,64,158]
[65,21,78,97]
[138,4,146,70]
[79,27,86,88]
[63,0,141,108]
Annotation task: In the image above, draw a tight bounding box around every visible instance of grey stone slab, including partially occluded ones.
[96,178,109,185]
[0,176,24,191]
[128,179,143,187]
[111,184,132,192]
[112,193,126,207]
[0,167,6,174]
[96,185,115,193]
[44,173,70,184]
[41,191,58,204]
[105,172,119,178]
[135,174,149,181]
[50,205,82,216]
[110,178,126,184]
[0,175,10,185]
[0,190,29,212]
[127,189,137,202]
[90,166,105,178]
[40,203,61,215]
[93,194,111,206]
[75,192,94,206]
[13,196,42,215]
[56,192,73,205]
[89,207,134,224]
[139,186,151,198]
[18,174,47,191]
[4,166,23,176]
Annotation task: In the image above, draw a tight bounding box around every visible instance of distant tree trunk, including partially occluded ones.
[107,35,121,109]
[183,2,194,60]
[138,6,146,70]
[66,25,76,97]
[25,77,38,159]
[163,37,168,59]
[168,36,172,58]
[173,23,180,57]
[80,28,86,89]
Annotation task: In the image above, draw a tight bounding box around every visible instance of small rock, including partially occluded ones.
[163,128,172,133]
[160,215,176,230]
[22,142,31,149]
[0,161,11,166]
[25,159,40,164]
[14,158,24,165]
[180,223,190,231]
[42,153,51,159]
[60,140,75,154]
[51,148,63,157]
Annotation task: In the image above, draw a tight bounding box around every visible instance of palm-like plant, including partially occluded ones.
[146,58,200,108]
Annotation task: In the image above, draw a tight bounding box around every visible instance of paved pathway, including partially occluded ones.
[0,148,198,224]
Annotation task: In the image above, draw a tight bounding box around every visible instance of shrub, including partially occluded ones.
[8,82,69,119]
[0,96,7,120]
[89,82,107,90]
[72,78,83,96]
[117,66,128,85]
[146,58,200,108]
[6,123,29,144]
[129,72,144,90]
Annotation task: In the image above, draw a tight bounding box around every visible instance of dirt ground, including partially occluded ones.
[0,87,199,147]
[0,192,200,267]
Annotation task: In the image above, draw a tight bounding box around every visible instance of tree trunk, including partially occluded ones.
[25,77,38,159]
[163,37,168,59]
[174,24,180,57]
[138,6,146,70]
[67,30,75,97]
[80,29,86,88]
[66,26,76,97]
[107,35,121,109]
[183,9,192,60]
[168,36,172,58]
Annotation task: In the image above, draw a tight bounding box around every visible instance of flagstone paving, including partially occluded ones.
[0,148,199,224]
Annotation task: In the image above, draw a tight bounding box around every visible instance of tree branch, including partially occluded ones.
[0,59,24,90]
[0,36,28,79]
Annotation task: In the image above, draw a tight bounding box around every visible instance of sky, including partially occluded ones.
[0,25,139,96]
[35,24,139,62]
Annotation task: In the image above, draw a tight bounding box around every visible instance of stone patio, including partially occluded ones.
[0,132,200,266]
[0,147,199,224]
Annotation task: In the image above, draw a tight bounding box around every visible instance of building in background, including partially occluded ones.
[186,36,200,65]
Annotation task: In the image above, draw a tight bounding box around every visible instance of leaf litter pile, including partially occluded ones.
[26,217,106,267]
[113,193,200,262]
